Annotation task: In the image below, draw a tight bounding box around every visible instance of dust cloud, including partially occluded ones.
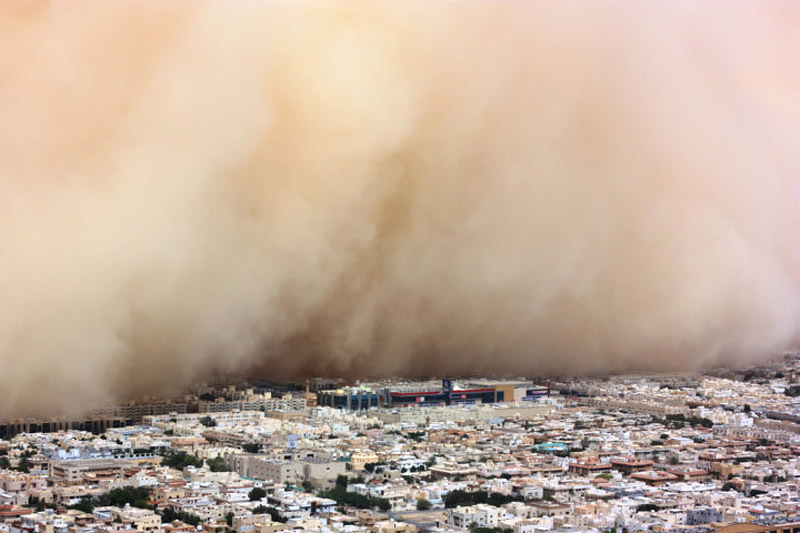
[1,2,799,416]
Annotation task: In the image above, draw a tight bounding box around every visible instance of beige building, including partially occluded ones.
[49,459,133,484]
[370,521,418,533]
[96,506,161,532]
[227,455,345,486]
[228,456,303,484]
[302,457,346,488]
[0,471,48,492]
[231,513,273,533]
[350,451,380,472]
[447,504,502,529]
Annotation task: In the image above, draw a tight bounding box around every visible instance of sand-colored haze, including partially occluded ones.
[1,2,799,417]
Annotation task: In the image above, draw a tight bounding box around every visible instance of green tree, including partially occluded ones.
[444,490,524,509]
[16,456,30,472]
[376,498,391,512]
[207,457,228,472]
[68,497,95,513]
[252,506,285,523]
[319,485,393,512]
[636,504,659,512]
[301,480,314,492]
[416,498,432,511]
[160,451,203,470]
[249,487,267,501]
[160,508,202,526]
[67,487,152,512]
[102,486,152,508]
[199,416,217,428]
[242,443,260,454]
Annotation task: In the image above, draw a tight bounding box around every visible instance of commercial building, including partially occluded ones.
[49,458,134,484]
[317,380,549,411]
[317,389,379,410]
[379,379,502,408]
[226,455,345,486]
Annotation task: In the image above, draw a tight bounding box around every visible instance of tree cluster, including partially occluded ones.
[252,505,286,523]
[650,414,712,429]
[635,503,659,512]
[249,487,267,501]
[364,462,387,473]
[443,490,524,509]
[242,443,260,454]
[319,480,391,512]
[207,456,228,472]
[160,451,203,470]
[67,487,152,513]
[199,416,218,428]
[160,507,202,526]
[416,498,432,510]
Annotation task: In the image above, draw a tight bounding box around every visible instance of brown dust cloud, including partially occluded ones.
[1,2,799,417]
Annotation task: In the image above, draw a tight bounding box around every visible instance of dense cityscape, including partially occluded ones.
[2,355,800,533]
[4,3,799,533]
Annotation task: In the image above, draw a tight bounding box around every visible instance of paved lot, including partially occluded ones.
[382,509,448,531]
